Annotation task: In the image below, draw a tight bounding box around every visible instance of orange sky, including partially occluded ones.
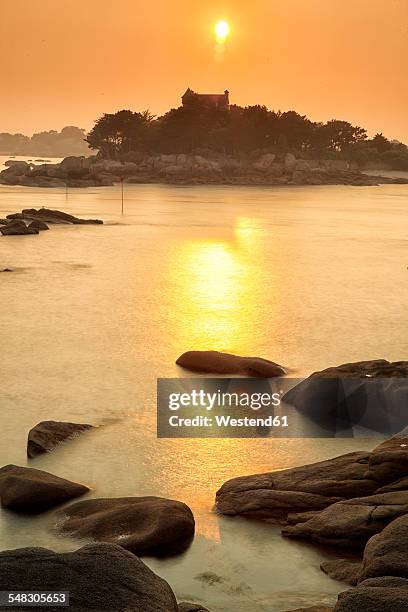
[1,0,407,140]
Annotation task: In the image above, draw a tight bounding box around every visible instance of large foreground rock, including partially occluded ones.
[216,452,376,521]
[176,350,285,377]
[27,420,94,458]
[0,543,179,611]
[283,490,408,549]
[7,208,103,225]
[0,465,89,513]
[365,429,408,485]
[57,496,195,556]
[335,577,408,611]
[359,513,408,582]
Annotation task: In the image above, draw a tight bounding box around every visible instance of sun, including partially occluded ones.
[215,20,230,43]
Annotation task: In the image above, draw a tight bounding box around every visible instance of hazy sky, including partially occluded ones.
[1,0,407,140]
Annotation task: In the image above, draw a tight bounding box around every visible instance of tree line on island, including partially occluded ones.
[2,101,408,170]
[86,101,408,170]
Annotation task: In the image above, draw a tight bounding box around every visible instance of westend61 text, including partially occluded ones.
[168,415,289,427]
[168,389,283,411]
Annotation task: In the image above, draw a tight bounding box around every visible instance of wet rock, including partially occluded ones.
[1,268,13,272]
[56,496,195,557]
[282,490,408,549]
[0,219,8,225]
[28,219,49,231]
[0,543,179,611]
[0,465,89,513]
[216,452,375,521]
[176,350,285,377]
[0,220,39,235]
[27,420,94,458]
[320,559,361,585]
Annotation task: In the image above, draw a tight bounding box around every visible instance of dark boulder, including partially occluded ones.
[0,220,39,235]
[0,543,179,611]
[56,496,195,557]
[216,452,376,522]
[0,465,89,513]
[176,350,285,377]
[283,360,408,437]
[282,490,408,549]
[27,420,94,458]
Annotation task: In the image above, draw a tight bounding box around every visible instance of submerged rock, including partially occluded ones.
[27,420,94,458]
[0,464,89,513]
[0,220,39,235]
[176,350,285,377]
[0,543,179,611]
[216,451,376,521]
[56,496,195,557]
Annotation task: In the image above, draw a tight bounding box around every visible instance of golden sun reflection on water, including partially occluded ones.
[166,217,266,352]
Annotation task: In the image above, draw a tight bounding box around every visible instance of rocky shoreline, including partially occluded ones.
[0,358,406,610]
[1,153,408,188]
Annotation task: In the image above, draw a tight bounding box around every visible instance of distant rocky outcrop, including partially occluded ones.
[27,421,94,458]
[0,543,180,611]
[7,208,103,225]
[56,496,195,557]
[1,153,408,188]
[0,208,103,237]
[176,350,285,377]
[0,465,89,513]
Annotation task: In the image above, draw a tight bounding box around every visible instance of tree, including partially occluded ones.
[86,110,154,157]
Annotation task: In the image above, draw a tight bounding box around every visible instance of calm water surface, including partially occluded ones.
[0,159,407,610]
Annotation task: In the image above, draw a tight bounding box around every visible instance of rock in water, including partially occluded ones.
[334,577,408,611]
[27,420,94,458]
[0,220,39,235]
[216,451,376,521]
[0,465,89,513]
[0,543,179,611]
[56,496,195,557]
[176,350,285,377]
[18,208,103,224]
[28,219,49,231]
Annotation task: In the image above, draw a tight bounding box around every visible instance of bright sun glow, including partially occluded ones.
[215,20,230,43]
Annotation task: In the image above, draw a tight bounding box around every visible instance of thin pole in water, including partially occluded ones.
[120,178,124,214]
